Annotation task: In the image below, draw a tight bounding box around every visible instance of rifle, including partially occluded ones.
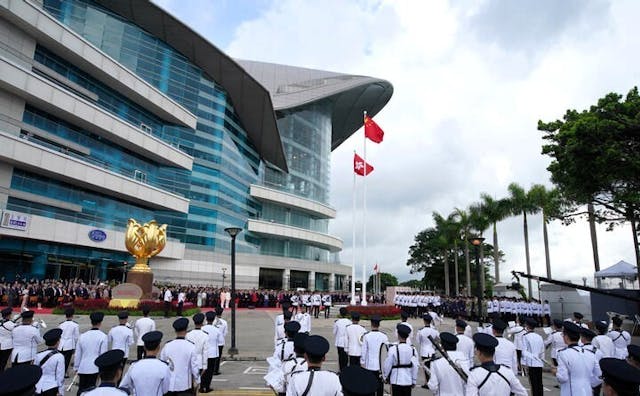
[427,335,468,382]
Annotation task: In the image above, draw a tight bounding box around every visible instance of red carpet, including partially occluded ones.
[0,307,55,315]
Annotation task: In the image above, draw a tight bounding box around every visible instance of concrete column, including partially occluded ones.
[329,273,335,291]
[308,271,315,291]
[283,268,290,290]
[98,260,108,281]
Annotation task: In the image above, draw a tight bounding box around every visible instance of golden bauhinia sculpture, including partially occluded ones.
[125,219,167,273]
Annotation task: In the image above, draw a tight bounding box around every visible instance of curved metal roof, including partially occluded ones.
[238,60,393,150]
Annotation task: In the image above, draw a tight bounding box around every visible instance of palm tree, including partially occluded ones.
[469,203,490,293]
[507,183,540,298]
[433,211,459,296]
[529,185,560,278]
[480,193,510,283]
[454,207,472,295]
[448,211,463,295]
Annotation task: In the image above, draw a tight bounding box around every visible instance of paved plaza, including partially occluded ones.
[19,307,620,395]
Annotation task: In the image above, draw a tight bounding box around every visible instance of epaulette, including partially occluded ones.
[203,330,209,335]
[160,359,170,365]
[80,386,97,394]
[557,347,568,353]
[469,365,481,371]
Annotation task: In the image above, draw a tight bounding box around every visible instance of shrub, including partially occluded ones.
[55,299,196,316]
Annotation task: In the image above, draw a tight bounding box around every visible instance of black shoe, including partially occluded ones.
[212,372,220,376]
[421,384,429,389]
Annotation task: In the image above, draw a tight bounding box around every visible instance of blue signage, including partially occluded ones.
[89,229,107,242]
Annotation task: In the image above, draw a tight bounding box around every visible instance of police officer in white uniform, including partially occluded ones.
[345,312,366,367]
[396,312,414,346]
[544,319,567,366]
[11,310,43,365]
[553,321,600,396]
[185,313,209,379]
[427,332,469,396]
[382,324,419,396]
[159,318,200,395]
[454,319,474,365]
[311,292,321,319]
[360,315,389,396]
[608,316,631,359]
[0,307,15,371]
[580,327,604,395]
[58,308,79,376]
[35,328,65,396]
[333,307,350,372]
[286,335,342,396]
[592,320,614,358]
[294,310,311,334]
[339,365,379,396]
[278,333,308,396]
[492,320,518,375]
[465,333,527,396]
[75,312,108,395]
[273,322,299,363]
[212,307,227,375]
[274,304,291,344]
[81,350,127,396]
[322,294,332,319]
[521,318,545,396]
[133,306,155,360]
[120,331,171,396]
[200,311,224,393]
[417,314,439,387]
[0,364,43,396]
[108,311,133,368]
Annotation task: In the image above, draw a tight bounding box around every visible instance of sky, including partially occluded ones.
[154,0,639,290]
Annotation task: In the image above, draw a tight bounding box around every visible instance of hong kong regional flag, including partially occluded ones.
[354,153,374,176]
[364,114,384,143]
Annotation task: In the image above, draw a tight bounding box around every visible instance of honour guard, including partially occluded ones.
[58,308,79,376]
[274,304,290,344]
[286,335,342,396]
[608,316,631,359]
[580,327,604,395]
[593,320,615,358]
[159,318,200,395]
[427,332,469,396]
[360,315,389,396]
[273,322,299,363]
[322,294,332,319]
[81,350,127,396]
[340,365,379,396]
[521,318,544,396]
[311,291,321,319]
[552,321,599,396]
[0,364,42,396]
[396,312,414,346]
[280,333,308,395]
[599,357,640,396]
[108,312,133,368]
[382,324,419,395]
[333,307,350,372]
[544,319,567,366]
[345,312,366,366]
[212,307,227,375]
[133,306,155,360]
[454,320,474,364]
[35,329,65,396]
[75,312,108,395]
[185,313,209,378]
[11,311,43,366]
[120,331,171,396]
[417,314,439,387]
[492,320,518,375]
[465,333,527,396]
[276,311,293,343]
[294,309,311,334]
[201,311,224,392]
[0,307,15,371]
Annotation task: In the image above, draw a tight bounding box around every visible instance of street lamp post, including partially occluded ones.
[224,227,242,357]
[222,267,227,288]
[469,237,485,325]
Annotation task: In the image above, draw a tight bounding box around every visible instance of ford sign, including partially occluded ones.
[89,229,107,242]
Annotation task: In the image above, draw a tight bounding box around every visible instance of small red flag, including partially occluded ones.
[354,153,374,176]
[373,263,379,273]
[364,115,384,143]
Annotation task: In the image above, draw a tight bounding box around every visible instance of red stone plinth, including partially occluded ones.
[126,271,154,299]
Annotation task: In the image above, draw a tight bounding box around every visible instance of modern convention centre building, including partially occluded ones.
[0,0,392,290]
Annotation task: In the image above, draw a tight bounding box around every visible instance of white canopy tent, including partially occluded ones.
[594,260,639,289]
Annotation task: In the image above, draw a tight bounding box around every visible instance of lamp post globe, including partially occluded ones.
[468,237,485,324]
[224,227,242,356]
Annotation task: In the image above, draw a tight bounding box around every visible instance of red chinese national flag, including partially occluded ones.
[373,263,379,273]
[364,115,384,143]
[354,153,374,176]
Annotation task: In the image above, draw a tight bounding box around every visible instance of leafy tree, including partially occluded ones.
[480,194,511,283]
[432,211,460,295]
[507,183,540,297]
[539,87,640,275]
[529,185,561,278]
[366,272,398,292]
[469,203,490,293]
[454,208,473,293]
[399,279,424,288]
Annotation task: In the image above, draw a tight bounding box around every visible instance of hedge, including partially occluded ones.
[52,299,199,317]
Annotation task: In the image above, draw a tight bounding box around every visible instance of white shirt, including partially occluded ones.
[311,295,321,306]
[333,318,350,348]
[163,290,172,302]
[273,339,295,362]
[521,331,545,368]
[75,328,108,374]
[294,313,311,333]
[556,345,599,396]
[120,357,171,396]
[34,348,65,395]
[544,330,566,359]
[608,329,631,359]
[0,319,15,350]
[214,317,228,346]
[11,324,43,363]
[455,333,475,364]
[382,343,419,386]
[583,344,604,387]
[281,357,307,394]
[160,338,200,391]
[58,320,79,351]
[202,324,223,358]
[345,323,366,356]
[465,363,528,396]
[417,326,439,357]
[427,351,469,396]
[186,328,210,370]
[134,317,156,347]
[108,324,134,355]
[177,292,186,303]
[322,295,331,306]
[82,385,128,396]
[286,369,342,396]
[592,334,615,358]
[360,330,389,370]
[274,314,285,344]
[507,326,525,350]
[493,336,518,375]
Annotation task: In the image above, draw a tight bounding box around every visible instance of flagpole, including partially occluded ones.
[362,111,368,306]
[350,150,357,305]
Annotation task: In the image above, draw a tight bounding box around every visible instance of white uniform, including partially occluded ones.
[426,351,469,396]
[395,321,414,345]
[120,357,171,396]
[521,331,545,368]
[11,324,43,363]
[544,330,566,360]
[286,369,342,396]
[382,343,419,386]
[273,339,295,362]
[493,337,518,375]
[608,329,631,359]
[556,345,599,396]
[202,324,223,359]
[294,313,311,333]
[311,294,321,307]
[592,334,615,358]
[465,363,528,396]
[274,314,285,344]
[58,320,79,351]
[360,330,389,370]
[75,328,108,374]
[417,326,439,358]
[507,326,525,351]
[134,317,155,348]
[186,328,210,370]
[455,333,475,364]
[214,317,227,348]
[345,323,366,357]
[582,344,604,389]
[108,325,133,356]
[332,318,350,349]
[34,348,65,395]
[0,319,15,351]
[281,357,307,394]
[82,384,128,396]
[160,338,200,391]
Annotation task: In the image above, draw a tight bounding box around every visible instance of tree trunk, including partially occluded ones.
[543,213,551,279]
[631,218,640,283]
[479,237,486,295]
[454,240,459,295]
[465,239,471,295]
[523,211,533,298]
[443,249,450,296]
[588,203,600,273]
[493,221,500,283]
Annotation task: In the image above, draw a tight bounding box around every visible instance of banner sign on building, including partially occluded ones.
[89,229,107,242]
[0,210,30,231]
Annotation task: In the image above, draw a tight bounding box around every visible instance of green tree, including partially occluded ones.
[399,279,424,288]
[529,185,562,278]
[507,183,540,297]
[469,202,490,293]
[454,207,473,294]
[366,272,398,292]
[479,194,511,283]
[539,87,640,276]
[432,211,459,295]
